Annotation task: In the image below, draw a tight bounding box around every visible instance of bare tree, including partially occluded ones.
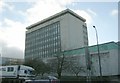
[66,56,85,78]
[48,53,86,79]
[56,54,65,79]
[69,64,85,78]
[24,58,50,76]
[48,53,67,79]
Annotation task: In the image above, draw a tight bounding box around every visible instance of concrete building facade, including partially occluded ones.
[25,9,88,60]
[0,57,24,65]
[63,41,119,76]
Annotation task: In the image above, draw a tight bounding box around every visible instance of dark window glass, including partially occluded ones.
[7,67,14,72]
[24,70,27,74]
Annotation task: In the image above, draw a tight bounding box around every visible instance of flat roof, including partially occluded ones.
[64,41,118,56]
[26,9,86,30]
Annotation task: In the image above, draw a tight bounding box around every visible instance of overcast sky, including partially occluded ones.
[0,0,119,59]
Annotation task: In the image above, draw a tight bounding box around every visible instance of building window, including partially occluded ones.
[26,21,61,59]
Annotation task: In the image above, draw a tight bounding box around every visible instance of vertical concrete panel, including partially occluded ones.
[67,14,87,49]
[60,13,87,51]
[109,49,118,75]
[60,14,69,51]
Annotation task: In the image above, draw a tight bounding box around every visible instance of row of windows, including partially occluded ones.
[26,40,60,49]
[26,44,60,53]
[26,47,61,58]
[27,49,60,54]
[26,22,60,39]
[26,23,60,41]
[26,35,60,46]
[91,52,109,57]
[25,49,61,58]
[25,21,61,58]
[26,37,60,49]
[26,30,60,41]
[26,43,61,53]
[26,22,60,46]
[82,25,88,46]
[27,34,60,41]
[27,53,52,59]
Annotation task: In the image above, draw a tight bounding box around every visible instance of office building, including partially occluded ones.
[25,9,88,60]
[0,57,24,65]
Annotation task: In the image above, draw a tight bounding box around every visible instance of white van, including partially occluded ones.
[0,65,35,80]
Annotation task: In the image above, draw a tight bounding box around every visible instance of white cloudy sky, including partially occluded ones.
[0,0,119,59]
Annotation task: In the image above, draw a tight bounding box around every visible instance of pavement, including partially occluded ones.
[109,76,120,83]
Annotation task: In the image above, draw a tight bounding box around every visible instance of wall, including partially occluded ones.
[60,13,87,51]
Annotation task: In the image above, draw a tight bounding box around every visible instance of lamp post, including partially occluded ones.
[93,26,102,80]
